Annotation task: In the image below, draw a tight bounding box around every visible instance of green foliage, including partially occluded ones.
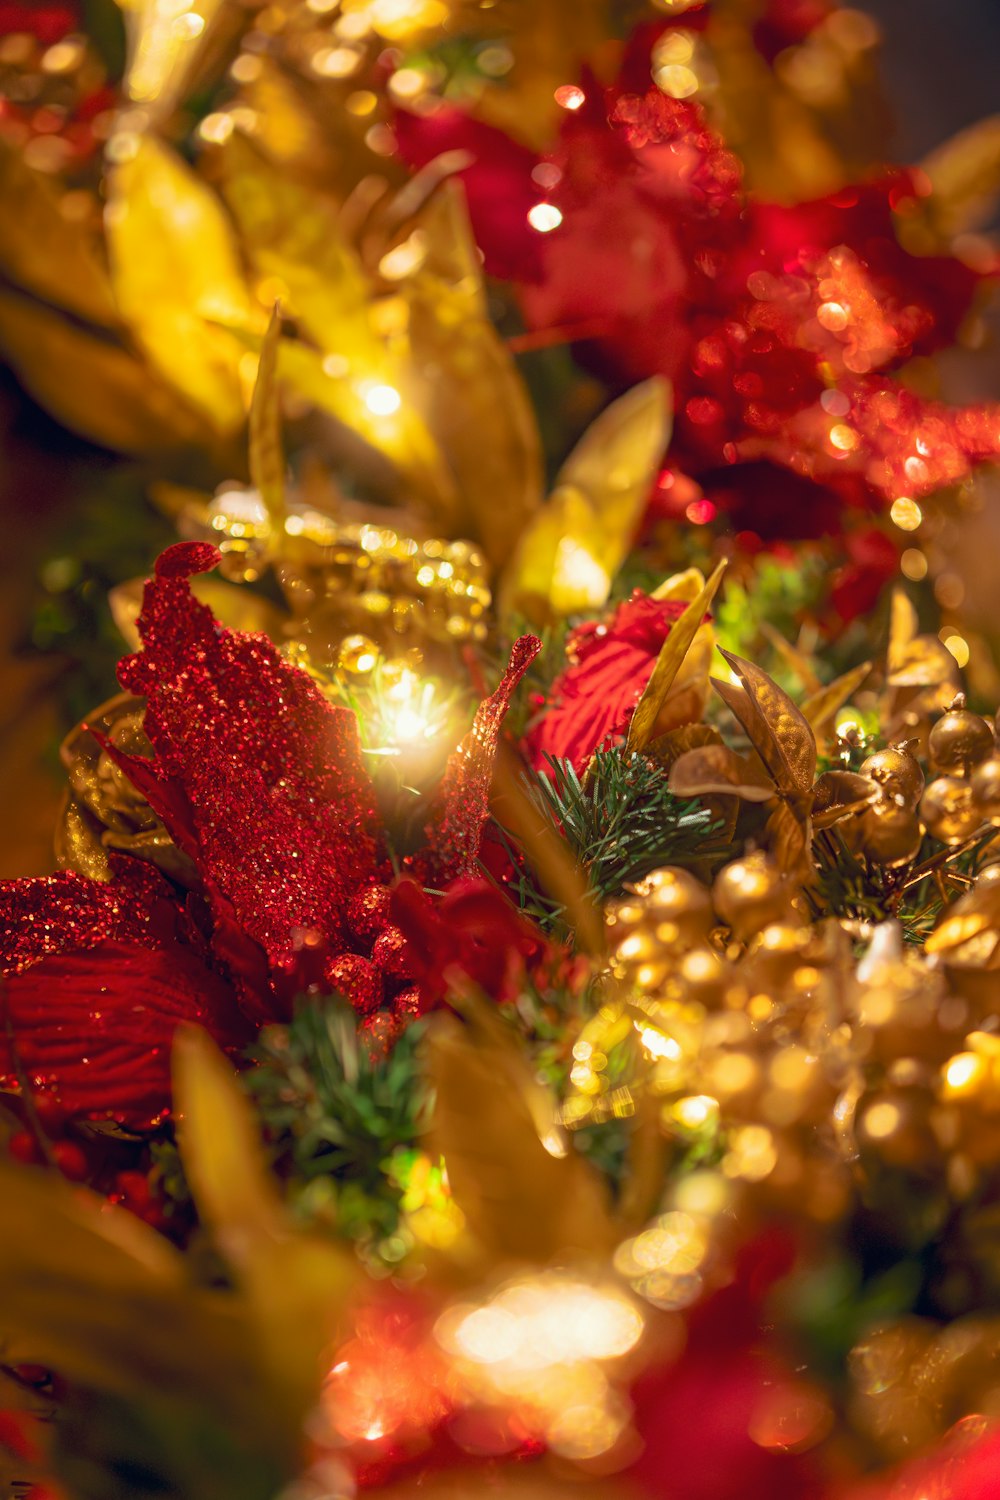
[531,746,733,902]
[244,1000,433,1261]
[30,467,174,734]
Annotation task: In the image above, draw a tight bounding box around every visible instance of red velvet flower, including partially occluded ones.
[390,877,549,1010]
[0,544,540,1127]
[523,591,688,773]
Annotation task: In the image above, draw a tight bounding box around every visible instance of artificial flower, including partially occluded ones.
[0,543,539,1128]
[523,590,689,773]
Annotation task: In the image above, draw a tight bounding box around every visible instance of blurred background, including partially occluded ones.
[0,0,998,878]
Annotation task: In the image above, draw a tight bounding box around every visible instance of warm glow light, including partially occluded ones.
[554,84,586,110]
[890,495,923,531]
[528,202,563,233]
[362,382,402,416]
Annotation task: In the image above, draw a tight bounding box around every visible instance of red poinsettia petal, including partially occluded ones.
[0,941,250,1129]
[391,876,543,1009]
[113,543,387,995]
[0,864,181,979]
[421,634,541,883]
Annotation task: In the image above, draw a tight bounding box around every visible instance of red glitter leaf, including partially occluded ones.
[0,864,181,979]
[114,543,387,996]
[421,634,540,883]
[0,941,250,1129]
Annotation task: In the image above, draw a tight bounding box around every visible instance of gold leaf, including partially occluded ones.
[218,132,376,360]
[717,649,817,796]
[919,115,1000,240]
[765,798,812,881]
[626,561,726,755]
[645,724,723,769]
[926,882,1000,957]
[405,183,543,568]
[501,380,671,621]
[0,1159,259,1427]
[106,136,251,433]
[802,660,873,740]
[885,587,957,690]
[425,999,615,1263]
[554,377,671,556]
[54,791,112,883]
[0,138,118,326]
[668,744,774,802]
[811,770,876,829]
[249,302,285,526]
[119,0,242,120]
[0,286,209,454]
[173,1029,353,1424]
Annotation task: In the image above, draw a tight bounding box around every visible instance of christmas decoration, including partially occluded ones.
[4,3,1000,1500]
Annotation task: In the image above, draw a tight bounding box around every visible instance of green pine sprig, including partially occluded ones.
[529,746,734,902]
[243,1000,433,1259]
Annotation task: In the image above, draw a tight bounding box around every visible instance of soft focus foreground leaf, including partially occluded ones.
[501,379,670,619]
[118,0,244,121]
[716,649,817,796]
[0,286,209,453]
[405,183,543,566]
[425,997,615,1262]
[174,1028,354,1427]
[0,1160,264,1436]
[918,115,1000,241]
[0,139,117,325]
[626,562,725,754]
[378,1465,641,1499]
[106,136,251,432]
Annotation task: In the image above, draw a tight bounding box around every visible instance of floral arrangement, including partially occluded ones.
[3,3,1000,1499]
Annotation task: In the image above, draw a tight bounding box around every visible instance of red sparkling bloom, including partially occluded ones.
[523,591,688,773]
[0,545,540,1126]
[398,38,1000,536]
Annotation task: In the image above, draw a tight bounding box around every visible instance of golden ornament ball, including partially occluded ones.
[854,1085,943,1173]
[927,706,994,775]
[337,633,380,676]
[970,756,1000,825]
[858,801,923,868]
[629,865,715,947]
[713,851,790,941]
[920,777,981,845]
[858,745,925,810]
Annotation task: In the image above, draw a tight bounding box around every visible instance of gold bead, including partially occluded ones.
[858,746,925,810]
[859,802,923,868]
[630,866,714,946]
[336,633,379,675]
[920,777,981,845]
[928,706,994,775]
[971,756,1000,825]
[713,852,789,941]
